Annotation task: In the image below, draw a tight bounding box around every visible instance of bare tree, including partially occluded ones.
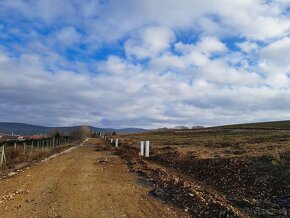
[81,125,92,138]
[49,128,61,138]
[70,125,92,139]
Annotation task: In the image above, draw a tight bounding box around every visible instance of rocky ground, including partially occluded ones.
[150,149,290,217]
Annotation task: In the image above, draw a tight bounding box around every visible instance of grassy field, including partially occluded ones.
[219,120,290,129]
[120,127,290,161]
[117,121,290,216]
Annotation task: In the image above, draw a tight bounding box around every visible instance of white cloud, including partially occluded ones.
[0,0,290,128]
[237,41,258,53]
[195,36,228,55]
[55,27,81,46]
[2,0,289,43]
[125,25,175,59]
[258,37,290,89]
[260,37,290,67]
[0,46,289,128]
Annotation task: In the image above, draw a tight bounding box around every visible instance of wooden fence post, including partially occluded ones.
[24,142,26,154]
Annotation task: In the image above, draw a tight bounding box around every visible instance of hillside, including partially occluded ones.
[0,122,147,135]
[219,120,290,129]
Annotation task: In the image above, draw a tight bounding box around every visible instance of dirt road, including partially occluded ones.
[0,139,186,218]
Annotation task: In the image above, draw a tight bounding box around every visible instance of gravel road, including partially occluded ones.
[0,139,185,218]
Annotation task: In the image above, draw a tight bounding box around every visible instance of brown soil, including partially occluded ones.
[0,139,187,218]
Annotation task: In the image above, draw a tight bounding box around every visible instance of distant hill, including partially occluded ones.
[218,120,290,130]
[0,122,147,135]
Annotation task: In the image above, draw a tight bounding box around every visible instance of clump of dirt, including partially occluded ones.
[1,189,29,202]
[150,150,290,217]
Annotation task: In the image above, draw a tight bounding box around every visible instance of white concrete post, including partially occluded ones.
[14,142,17,150]
[31,140,34,151]
[140,141,144,156]
[110,138,113,144]
[145,141,150,157]
[115,139,119,147]
[0,144,6,165]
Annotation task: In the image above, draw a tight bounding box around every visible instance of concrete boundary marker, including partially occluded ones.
[145,141,150,157]
[0,144,6,165]
[140,141,144,156]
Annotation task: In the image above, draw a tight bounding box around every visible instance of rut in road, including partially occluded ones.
[0,140,187,218]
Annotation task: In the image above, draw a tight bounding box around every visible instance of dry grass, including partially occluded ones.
[119,128,290,162]
[0,145,73,175]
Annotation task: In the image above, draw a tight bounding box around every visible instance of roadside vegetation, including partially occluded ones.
[0,125,91,177]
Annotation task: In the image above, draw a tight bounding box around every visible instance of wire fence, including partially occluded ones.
[0,136,75,166]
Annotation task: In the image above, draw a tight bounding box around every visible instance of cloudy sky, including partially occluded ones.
[0,0,290,128]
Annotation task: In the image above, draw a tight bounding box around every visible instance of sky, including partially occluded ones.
[0,0,290,129]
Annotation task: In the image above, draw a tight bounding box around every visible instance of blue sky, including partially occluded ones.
[0,0,290,128]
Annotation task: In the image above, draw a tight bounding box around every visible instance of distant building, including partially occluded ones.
[0,133,24,141]
[0,133,48,141]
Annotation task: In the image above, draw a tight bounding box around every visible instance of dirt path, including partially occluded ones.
[0,139,186,218]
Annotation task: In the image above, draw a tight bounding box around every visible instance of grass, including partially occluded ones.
[119,127,290,161]
[220,120,290,129]
[0,143,77,175]
[118,124,290,206]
